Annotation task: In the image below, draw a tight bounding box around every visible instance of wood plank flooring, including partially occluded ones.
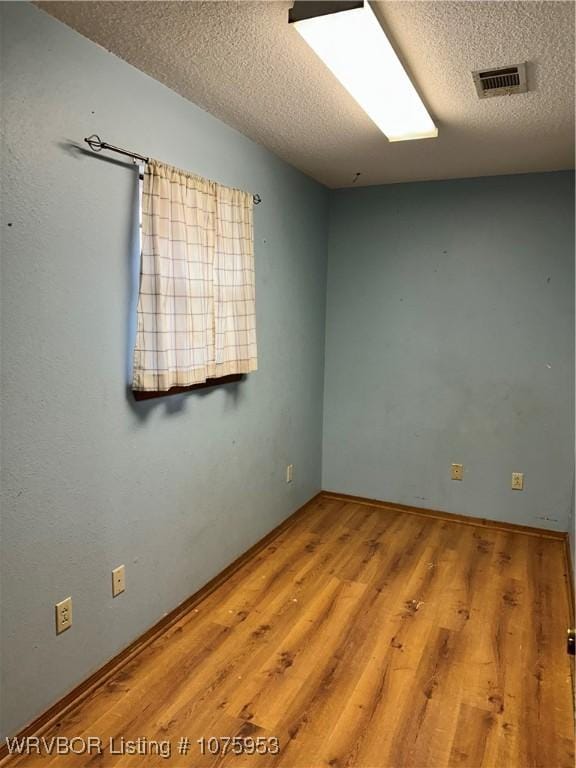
[3,495,574,767]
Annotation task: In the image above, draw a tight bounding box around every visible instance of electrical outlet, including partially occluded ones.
[286,464,294,483]
[451,463,464,481]
[112,565,126,597]
[511,472,524,490]
[55,597,72,634]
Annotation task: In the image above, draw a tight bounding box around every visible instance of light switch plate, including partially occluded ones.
[286,464,294,483]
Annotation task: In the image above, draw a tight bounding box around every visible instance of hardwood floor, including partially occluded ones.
[3,495,574,767]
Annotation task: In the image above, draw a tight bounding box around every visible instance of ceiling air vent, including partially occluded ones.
[472,63,528,98]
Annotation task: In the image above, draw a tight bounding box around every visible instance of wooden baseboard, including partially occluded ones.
[564,534,575,626]
[0,491,322,762]
[321,490,568,541]
[560,525,575,715]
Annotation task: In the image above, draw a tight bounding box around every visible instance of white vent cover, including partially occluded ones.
[472,63,528,98]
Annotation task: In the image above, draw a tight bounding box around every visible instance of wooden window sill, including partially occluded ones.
[132,374,245,401]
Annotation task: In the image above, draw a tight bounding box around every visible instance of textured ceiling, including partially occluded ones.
[38,1,575,187]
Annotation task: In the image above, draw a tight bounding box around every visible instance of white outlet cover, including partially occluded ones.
[511,472,524,490]
[451,463,464,481]
[112,565,126,597]
[55,596,72,634]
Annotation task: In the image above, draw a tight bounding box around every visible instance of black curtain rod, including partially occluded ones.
[83,135,262,205]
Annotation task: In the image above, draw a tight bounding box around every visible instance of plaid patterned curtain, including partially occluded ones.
[132,160,257,391]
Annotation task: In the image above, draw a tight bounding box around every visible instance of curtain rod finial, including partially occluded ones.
[85,134,103,152]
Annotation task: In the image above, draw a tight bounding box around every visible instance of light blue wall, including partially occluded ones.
[0,3,328,739]
[323,173,575,531]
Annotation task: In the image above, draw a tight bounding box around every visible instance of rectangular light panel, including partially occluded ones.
[293,3,438,142]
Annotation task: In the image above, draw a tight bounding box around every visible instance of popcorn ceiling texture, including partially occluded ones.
[38,1,575,188]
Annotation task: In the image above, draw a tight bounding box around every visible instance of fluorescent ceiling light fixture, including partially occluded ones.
[292,3,438,142]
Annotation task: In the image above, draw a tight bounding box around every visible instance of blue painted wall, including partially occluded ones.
[323,173,575,531]
[0,3,328,739]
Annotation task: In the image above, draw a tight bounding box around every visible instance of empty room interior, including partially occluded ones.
[1,1,575,766]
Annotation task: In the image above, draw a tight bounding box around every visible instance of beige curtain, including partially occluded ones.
[132,160,257,391]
